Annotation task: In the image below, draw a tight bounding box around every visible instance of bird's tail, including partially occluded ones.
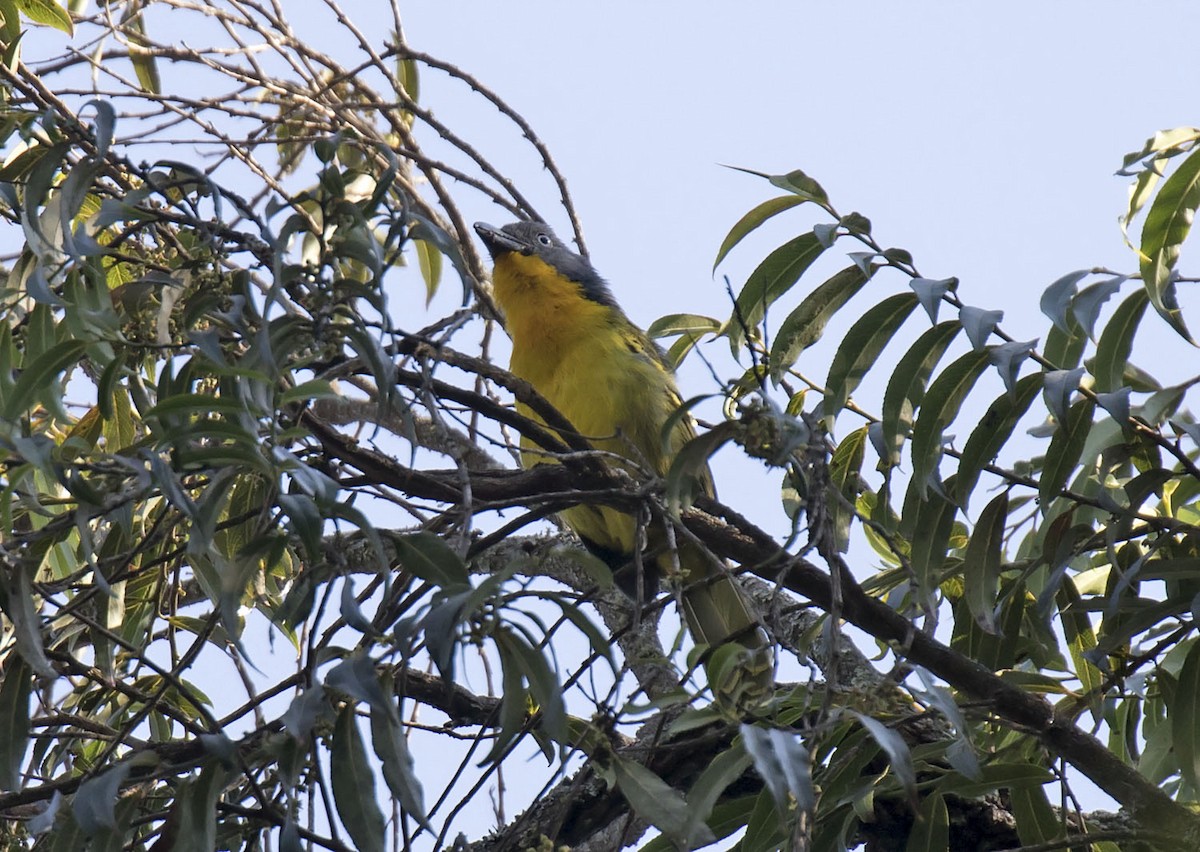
[677,552,774,706]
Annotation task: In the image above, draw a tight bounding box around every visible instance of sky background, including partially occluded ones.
[17,1,1200,846]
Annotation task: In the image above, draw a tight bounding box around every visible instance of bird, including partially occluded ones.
[473,220,772,701]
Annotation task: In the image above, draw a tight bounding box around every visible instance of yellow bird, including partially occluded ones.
[474,220,771,698]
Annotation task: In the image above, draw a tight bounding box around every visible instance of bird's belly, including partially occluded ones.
[511,336,662,555]
[514,336,658,456]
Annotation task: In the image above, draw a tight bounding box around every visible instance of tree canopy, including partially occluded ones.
[1,3,1199,851]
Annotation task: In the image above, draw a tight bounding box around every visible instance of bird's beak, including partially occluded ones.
[473,222,525,257]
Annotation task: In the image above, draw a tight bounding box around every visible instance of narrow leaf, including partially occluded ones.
[769,264,870,381]
[681,742,752,838]
[905,792,948,852]
[0,567,54,678]
[1043,311,1086,371]
[1043,368,1085,425]
[611,756,716,849]
[853,712,916,801]
[171,762,224,852]
[904,479,959,597]
[828,427,867,553]
[988,339,1037,396]
[728,232,825,352]
[712,196,805,270]
[1039,269,1089,333]
[332,706,386,852]
[414,238,441,304]
[963,492,1008,634]
[369,704,431,831]
[880,321,961,466]
[1139,145,1200,342]
[955,374,1042,506]
[15,0,73,34]
[1039,399,1096,505]
[740,725,815,815]
[909,349,991,497]
[0,651,32,791]
[72,764,131,834]
[1010,782,1061,846]
[4,339,87,421]
[646,313,721,339]
[1093,289,1148,393]
[824,292,918,427]
[1072,276,1126,340]
[395,532,469,589]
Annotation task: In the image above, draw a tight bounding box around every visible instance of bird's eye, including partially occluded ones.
[537,234,552,246]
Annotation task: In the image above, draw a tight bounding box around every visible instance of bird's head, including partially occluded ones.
[473,221,617,308]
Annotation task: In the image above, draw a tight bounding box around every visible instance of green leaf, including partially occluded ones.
[1039,398,1096,505]
[15,0,72,34]
[853,712,916,802]
[681,742,752,840]
[0,566,54,678]
[740,725,815,815]
[369,700,431,831]
[72,764,131,833]
[962,492,1007,634]
[332,705,386,852]
[649,314,721,367]
[646,313,721,339]
[723,165,829,203]
[823,292,919,427]
[414,238,442,303]
[395,531,469,589]
[1058,578,1103,705]
[828,427,867,553]
[904,792,948,852]
[1173,638,1200,791]
[665,420,736,515]
[933,763,1054,798]
[736,789,789,852]
[484,627,528,764]
[712,195,805,270]
[769,168,829,203]
[0,651,32,791]
[1042,310,1086,371]
[610,755,716,849]
[497,627,566,755]
[1010,782,1061,846]
[396,56,419,128]
[1139,145,1200,342]
[325,655,390,716]
[954,374,1042,506]
[904,478,959,597]
[1093,289,1148,393]
[909,348,992,497]
[769,264,871,381]
[880,321,960,466]
[727,231,825,353]
[4,339,87,421]
[171,761,224,852]
[120,12,160,94]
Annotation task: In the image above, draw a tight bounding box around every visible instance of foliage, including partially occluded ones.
[0,3,1198,851]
